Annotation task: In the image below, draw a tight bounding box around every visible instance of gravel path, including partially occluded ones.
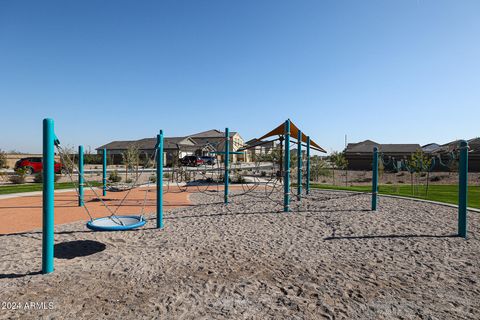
[0,190,478,319]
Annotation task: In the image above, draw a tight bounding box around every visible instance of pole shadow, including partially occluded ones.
[0,271,42,279]
[324,234,459,241]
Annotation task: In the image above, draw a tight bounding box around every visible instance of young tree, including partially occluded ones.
[0,149,6,169]
[310,156,330,182]
[329,151,348,185]
[122,144,140,182]
[405,149,432,196]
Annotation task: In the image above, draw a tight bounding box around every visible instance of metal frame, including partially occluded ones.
[371,146,378,211]
[78,145,84,206]
[42,118,55,274]
[157,130,164,229]
[284,119,290,212]
[458,140,468,238]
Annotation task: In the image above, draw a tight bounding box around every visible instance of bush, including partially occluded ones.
[149,175,156,183]
[108,170,122,183]
[33,172,60,183]
[9,175,25,184]
[84,154,102,165]
[33,172,42,183]
[235,175,246,183]
[125,178,133,183]
[9,168,26,184]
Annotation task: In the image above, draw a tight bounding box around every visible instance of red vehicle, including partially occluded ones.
[14,157,64,175]
[179,156,204,167]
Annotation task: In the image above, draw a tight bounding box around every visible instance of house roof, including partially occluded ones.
[422,143,441,153]
[438,137,480,153]
[345,140,421,154]
[96,129,243,152]
[468,138,480,152]
[189,129,237,139]
[97,137,194,151]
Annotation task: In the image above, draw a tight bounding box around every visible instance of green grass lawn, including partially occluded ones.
[0,182,101,195]
[309,184,480,209]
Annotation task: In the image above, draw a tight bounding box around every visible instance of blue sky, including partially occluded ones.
[0,0,479,154]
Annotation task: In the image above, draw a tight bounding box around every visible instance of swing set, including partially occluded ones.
[41,118,164,274]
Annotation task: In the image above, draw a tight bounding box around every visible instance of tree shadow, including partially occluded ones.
[324,234,459,240]
[54,240,106,259]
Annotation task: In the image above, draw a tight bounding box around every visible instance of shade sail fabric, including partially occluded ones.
[257,120,326,153]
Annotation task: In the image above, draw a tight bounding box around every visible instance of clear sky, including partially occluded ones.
[0,0,479,154]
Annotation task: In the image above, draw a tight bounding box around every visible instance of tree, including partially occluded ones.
[122,144,140,182]
[310,156,330,182]
[0,149,6,169]
[405,149,432,196]
[329,151,348,185]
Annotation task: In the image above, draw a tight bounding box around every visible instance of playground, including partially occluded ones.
[0,119,479,319]
[1,189,479,319]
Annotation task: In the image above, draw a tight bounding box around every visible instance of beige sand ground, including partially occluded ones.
[0,189,479,319]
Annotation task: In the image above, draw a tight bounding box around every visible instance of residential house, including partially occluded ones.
[344,140,421,170]
[431,138,480,172]
[96,129,245,165]
[243,138,277,162]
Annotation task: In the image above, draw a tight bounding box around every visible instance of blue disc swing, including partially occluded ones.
[55,140,157,232]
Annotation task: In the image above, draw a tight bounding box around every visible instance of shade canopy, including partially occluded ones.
[257,120,326,153]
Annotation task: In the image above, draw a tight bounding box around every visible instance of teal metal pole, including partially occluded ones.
[102,148,107,196]
[284,120,291,212]
[372,147,379,211]
[78,145,84,207]
[306,136,311,195]
[157,130,164,229]
[297,130,302,199]
[458,140,468,238]
[224,128,230,204]
[42,118,55,274]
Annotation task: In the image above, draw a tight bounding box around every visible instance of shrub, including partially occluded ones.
[84,154,102,165]
[9,168,26,184]
[125,178,133,183]
[33,172,60,183]
[108,170,122,183]
[149,175,156,183]
[235,175,246,183]
[9,175,25,184]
